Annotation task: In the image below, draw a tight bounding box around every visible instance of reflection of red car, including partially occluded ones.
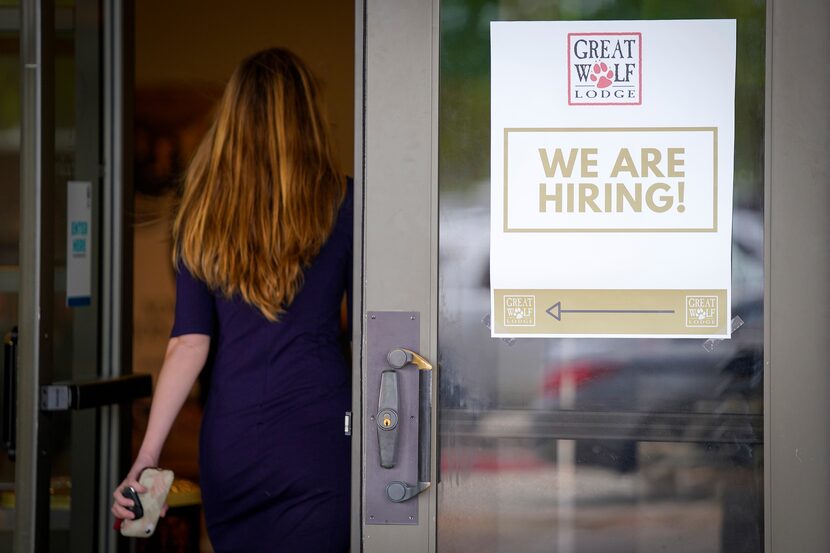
[535,299,763,472]
[539,299,763,414]
[439,204,764,474]
[541,360,620,399]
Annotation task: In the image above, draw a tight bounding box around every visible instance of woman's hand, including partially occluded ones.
[111,335,210,525]
[111,452,156,521]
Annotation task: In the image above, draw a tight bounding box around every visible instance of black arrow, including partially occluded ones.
[545,301,674,321]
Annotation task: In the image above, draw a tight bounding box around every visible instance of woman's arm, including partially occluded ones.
[111,333,210,521]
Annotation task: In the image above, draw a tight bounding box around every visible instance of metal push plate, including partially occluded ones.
[366,311,420,525]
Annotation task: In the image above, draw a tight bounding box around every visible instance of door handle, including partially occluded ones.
[40,374,152,411]
[383,348,432,503]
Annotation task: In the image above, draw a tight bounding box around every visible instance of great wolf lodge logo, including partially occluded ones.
[504,295,536,327]
[568,32,642,105]
[685,295,718,327]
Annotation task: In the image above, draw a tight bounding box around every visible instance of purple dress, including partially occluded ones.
[171,185,352,553]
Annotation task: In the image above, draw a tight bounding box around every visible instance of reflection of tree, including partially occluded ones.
[439,0,765,209]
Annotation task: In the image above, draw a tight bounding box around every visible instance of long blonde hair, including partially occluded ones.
[173,48,345,320]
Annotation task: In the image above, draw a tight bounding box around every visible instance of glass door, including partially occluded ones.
[12,0,102,550]
[350,0,822,552]
[436,2,764,552]
[8,1,144,551]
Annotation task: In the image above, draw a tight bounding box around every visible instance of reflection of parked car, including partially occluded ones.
[538,297,763,413]
[440,196,764,473]
[535,298,762,471]
[440,198,764,408]
[439,194,764,551]
[534,207,764,470]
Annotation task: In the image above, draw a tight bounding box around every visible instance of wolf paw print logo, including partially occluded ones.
[503,295,536,327]
[568,32,642,105]
[589,62,615,89]
[685,296,719,328]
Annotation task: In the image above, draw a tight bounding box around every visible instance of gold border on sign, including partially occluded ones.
[502,127,719,233]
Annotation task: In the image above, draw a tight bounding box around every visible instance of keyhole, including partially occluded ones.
[377,409,397,430]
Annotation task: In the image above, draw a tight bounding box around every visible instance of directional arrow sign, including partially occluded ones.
[545,301,675,321]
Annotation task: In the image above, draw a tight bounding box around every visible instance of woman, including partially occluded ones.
[111,48,352,552]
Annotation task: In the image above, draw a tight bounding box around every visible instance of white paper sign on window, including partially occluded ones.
[490,20,736,338]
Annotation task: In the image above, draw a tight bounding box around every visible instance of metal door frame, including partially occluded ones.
[356,0,830,552]
[17,1,55,549]
[101,0,135,550]
[352,0,439,551]
[764,0,830,550]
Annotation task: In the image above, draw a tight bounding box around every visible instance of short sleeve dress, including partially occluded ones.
[170,183,352,553]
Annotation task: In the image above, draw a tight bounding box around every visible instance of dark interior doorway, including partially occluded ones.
[130,3,354,550]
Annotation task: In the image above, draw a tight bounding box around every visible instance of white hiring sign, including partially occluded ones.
[490,20,736,338]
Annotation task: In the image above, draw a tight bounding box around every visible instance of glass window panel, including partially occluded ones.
[437,1,765,552]
[438,438,762,553]
[46,25,78,547]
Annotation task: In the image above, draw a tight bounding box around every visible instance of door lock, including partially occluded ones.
[377,409,397,429]
[376,371,400,468]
